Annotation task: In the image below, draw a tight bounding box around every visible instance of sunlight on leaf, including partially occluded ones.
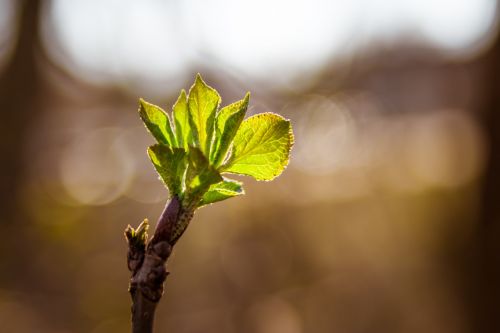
[172,89,191,150]
[210,93,249,167]
[199,179,244,207]
[139,74,294,208]
[147,144,186,195]
[221,113,294,181]
[184,147,222,206]
[139,99,177,147]
[187,74,220,156]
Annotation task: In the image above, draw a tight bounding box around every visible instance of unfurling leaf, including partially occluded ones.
[221,113,293,181]
[210,93,249,167]
[184,147,222,207]
[139,74,293,211]
[187,74,220,156]
[199,179,244,207]
[147,144,187,195]
[139,99,177,147]
[172,90,191,150]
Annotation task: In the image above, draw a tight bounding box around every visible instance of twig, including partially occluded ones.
[125,196,193,333]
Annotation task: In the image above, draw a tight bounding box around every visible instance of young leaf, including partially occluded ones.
[210,93,249,167]
[184,147,223,206]
[187,74,220,156]
[147,144,187,195]
[140,74,294,214]
[172,90,191,150]
[199,179,244,207]
[221,113,293,181]
[139,99,177,147]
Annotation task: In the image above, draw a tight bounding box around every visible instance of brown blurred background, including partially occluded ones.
[1,0,500,332]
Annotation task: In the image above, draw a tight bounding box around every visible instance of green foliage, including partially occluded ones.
[147,144,187,196]
[139,74,294,209]
[139,99,177,146]
[187,74,220,156]
[210,93,249,167]
[200,179,244,207]
[172,90,191,150]
[221,113,294,181]
[183,147,223,206]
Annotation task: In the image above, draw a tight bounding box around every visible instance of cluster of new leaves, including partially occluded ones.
[139,74,293,209]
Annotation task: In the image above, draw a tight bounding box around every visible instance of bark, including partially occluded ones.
[125,196,195,333]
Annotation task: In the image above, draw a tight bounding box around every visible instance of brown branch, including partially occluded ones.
[125,196,194,333]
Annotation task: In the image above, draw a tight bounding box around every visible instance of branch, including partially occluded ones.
[125,196,194,333]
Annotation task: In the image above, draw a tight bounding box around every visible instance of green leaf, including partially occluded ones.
[140,74,294,216]
[147,144,187,195]
[172,89,191,149]
[187,74,220,156]
[210,93,249,167]
[221,113,293,181]
[199,179,244,207]
[184,147,223,207]
[139,99,177,147]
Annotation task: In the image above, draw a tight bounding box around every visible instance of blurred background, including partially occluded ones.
[1,0,500,332]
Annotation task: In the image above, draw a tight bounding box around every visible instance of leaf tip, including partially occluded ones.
[195,73,204,84]
[138,98,146,112]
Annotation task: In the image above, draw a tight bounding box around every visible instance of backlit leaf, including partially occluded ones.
[199,179,244,207]
[187,74,220,156]
[221,113,293,181]
[172,89,191,149]
[147,144,187,195]
[184,147,222,207]
[140,74,294,213]
[139,99,177,147]
[210,93,249,167]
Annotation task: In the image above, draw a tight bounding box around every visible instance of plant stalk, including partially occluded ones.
[125,196,193,333]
